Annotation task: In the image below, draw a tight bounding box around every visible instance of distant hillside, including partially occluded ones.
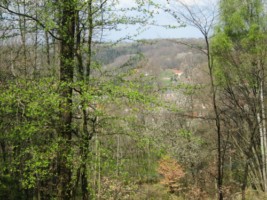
[95,38,208,84]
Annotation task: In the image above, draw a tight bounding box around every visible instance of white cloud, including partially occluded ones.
[180,0,203,5]
[117,0,136,8]
[117,0,214,9]
[168,0,217,6]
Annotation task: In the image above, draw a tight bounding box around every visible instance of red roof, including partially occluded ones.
[172,69,183,75]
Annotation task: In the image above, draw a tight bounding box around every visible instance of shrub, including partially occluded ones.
[157,156,185,193]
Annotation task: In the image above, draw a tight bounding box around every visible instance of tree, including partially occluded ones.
[157,0,225,199]
[0,1,160,199]
[158,156,185,193]
[212,0,267,198]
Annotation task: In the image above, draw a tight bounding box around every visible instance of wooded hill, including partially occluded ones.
[97,39,206,75]
[1,0,267,199]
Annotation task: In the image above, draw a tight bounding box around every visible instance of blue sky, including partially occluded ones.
[105,23,203,41]
[104,0,218,41]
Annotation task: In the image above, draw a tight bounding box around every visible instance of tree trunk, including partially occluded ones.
[205,36,224,200]
[260,72,267,191]
[57,0,76,199]
[241,161,249,200]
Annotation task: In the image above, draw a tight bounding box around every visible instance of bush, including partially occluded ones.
[157,156,185,193]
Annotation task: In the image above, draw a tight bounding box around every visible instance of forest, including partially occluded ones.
[0,0,267,199]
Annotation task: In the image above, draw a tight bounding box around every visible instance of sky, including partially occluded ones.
[104,0,218,41]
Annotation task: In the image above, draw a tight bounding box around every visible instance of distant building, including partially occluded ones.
[172,69,183,78]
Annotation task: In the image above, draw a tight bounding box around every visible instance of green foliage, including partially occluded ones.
[0,78,61,195]
[212,0,267,195]
[212,0,267,87]
[0,75,160,197]
[0,0,223,198]
[0,174,26,200]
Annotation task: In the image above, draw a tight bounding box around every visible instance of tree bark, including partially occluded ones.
[57,0,76,199]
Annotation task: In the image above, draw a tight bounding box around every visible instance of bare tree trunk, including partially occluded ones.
[86,0,93,83]
[242,161,249,200]
[116,134,120,176]
[75,1,95,198]
[257,58,267,192]
[33,0,38,78]
[260,76,267,191]
[258,111,267,191]
[45,31,51,67]
[18,0,27,78]
[164,2,223,197]
[205,36,223,200]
